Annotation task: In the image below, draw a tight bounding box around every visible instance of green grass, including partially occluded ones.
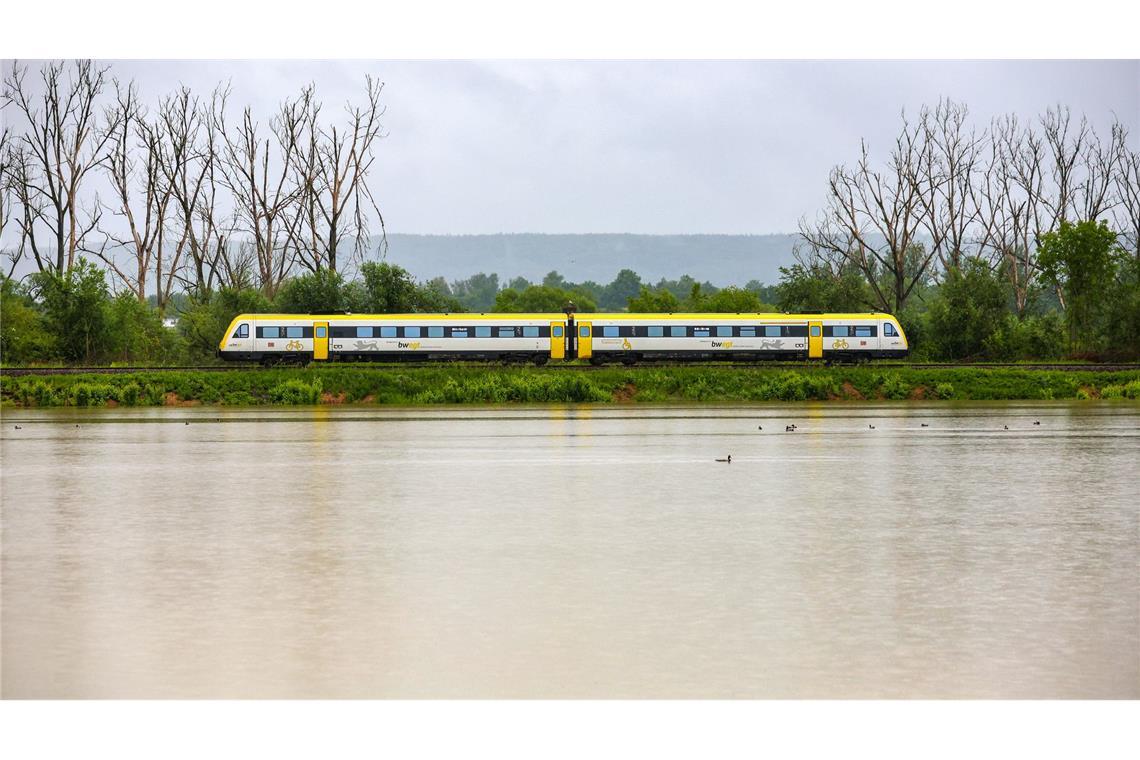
[3,365,1140,408]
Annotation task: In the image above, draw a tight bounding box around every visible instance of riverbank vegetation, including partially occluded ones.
[4,366,1140,408]
[2,61,1138,369]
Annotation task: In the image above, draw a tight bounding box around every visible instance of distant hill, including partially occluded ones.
[381,233,801,286]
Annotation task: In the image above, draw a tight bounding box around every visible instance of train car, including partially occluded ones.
[218,313,568,365]
[219,311,907,364]
[579,312,908,363]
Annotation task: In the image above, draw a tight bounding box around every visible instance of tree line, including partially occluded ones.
[2,59,386,302]
[1,61,1137,364]
[795,99,1138,357]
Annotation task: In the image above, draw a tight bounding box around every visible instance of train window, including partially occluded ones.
[284,327,302,339]
[740,327,756,337]
[854,326,874,337]
[553,326,564,337]
[498,327,516,338]
[602,326,618,337]
[523,326,539,338]
[810,325,821,337]
[693,327,710,337]
[380,327,397,338]
[356,326,373,338]
[716,326,732,337]
[579,326,590,337]
[648,326,664,337]
[260,326,280,339]
[451,328,469,338]
[232,324,249,339]
[785,326,809,337]
[833,325,849,338]
[428,326,444,338]
[315,326,327,338]
[669,326,685,337]
[474,326,491,338]
[884,323,898,337]
[764,326,780,337]
[405,326,421,338]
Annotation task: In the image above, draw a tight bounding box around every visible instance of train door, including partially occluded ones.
[550,321,566,360]
[808,321,823,359]
[577,322,593,360]
[313,321,329,361]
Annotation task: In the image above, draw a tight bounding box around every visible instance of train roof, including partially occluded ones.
[234,312,898,321]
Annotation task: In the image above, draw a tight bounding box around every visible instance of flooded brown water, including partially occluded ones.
[2,402,1138,698]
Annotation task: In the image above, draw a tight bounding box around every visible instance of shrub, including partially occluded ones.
[119,382,141,406]
[932,382,955,400]
[268,378,323,405]
[878,373,910,400]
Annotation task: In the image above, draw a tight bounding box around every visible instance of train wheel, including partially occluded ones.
[532,355,549,366]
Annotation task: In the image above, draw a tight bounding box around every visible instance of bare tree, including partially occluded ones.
[913,99,984,271]
[799,113,936,313]
[86,81,174,303]
[215,91,308,297]
[156,84,237,296]
[974,116,1038,316]
[285,77,387,273]
[1,60,119,273]
[1114,135,1140,262]
[0,125,13,275]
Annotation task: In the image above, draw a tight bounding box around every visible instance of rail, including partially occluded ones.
[4,362,1140,376]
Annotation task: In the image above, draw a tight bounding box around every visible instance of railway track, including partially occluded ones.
[4,362,1140,376]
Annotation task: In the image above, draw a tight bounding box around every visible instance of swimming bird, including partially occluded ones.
[757,425,763,430]
[920,423,929,427]
[868,424,875,429]
[785,425,795,432]
[715,455,732,463]
[1033,420,1041,425]
[185,422,190,425]
[14,425,22,430]
[1004,425,1009,430]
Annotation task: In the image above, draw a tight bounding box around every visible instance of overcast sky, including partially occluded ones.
[4,59,1139,237]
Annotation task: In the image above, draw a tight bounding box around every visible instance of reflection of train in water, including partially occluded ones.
[218,311,909,365]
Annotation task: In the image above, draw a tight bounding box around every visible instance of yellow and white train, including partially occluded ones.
[219,311,908,364]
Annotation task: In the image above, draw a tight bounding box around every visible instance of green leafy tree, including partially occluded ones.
[925,259,1009,360]
[416,278,465,313]
[653,275,714,301]
[451,272,500,312]
[1037,220,1125,353]
[275,269,352,314]
[1099,256,1140,359]
[31,258,113,364]
[178,286,273,360]
[107,292,186,364]
[775,264,873,313]
[744,280,779,304]
[359,262,421,312]
[601,269,643,309]
[493,285,596,313]
[0,277,56,364]
[542,271,567,289]
[627,286,681,312]
[357,262,464,313]
[698,286,775,313]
